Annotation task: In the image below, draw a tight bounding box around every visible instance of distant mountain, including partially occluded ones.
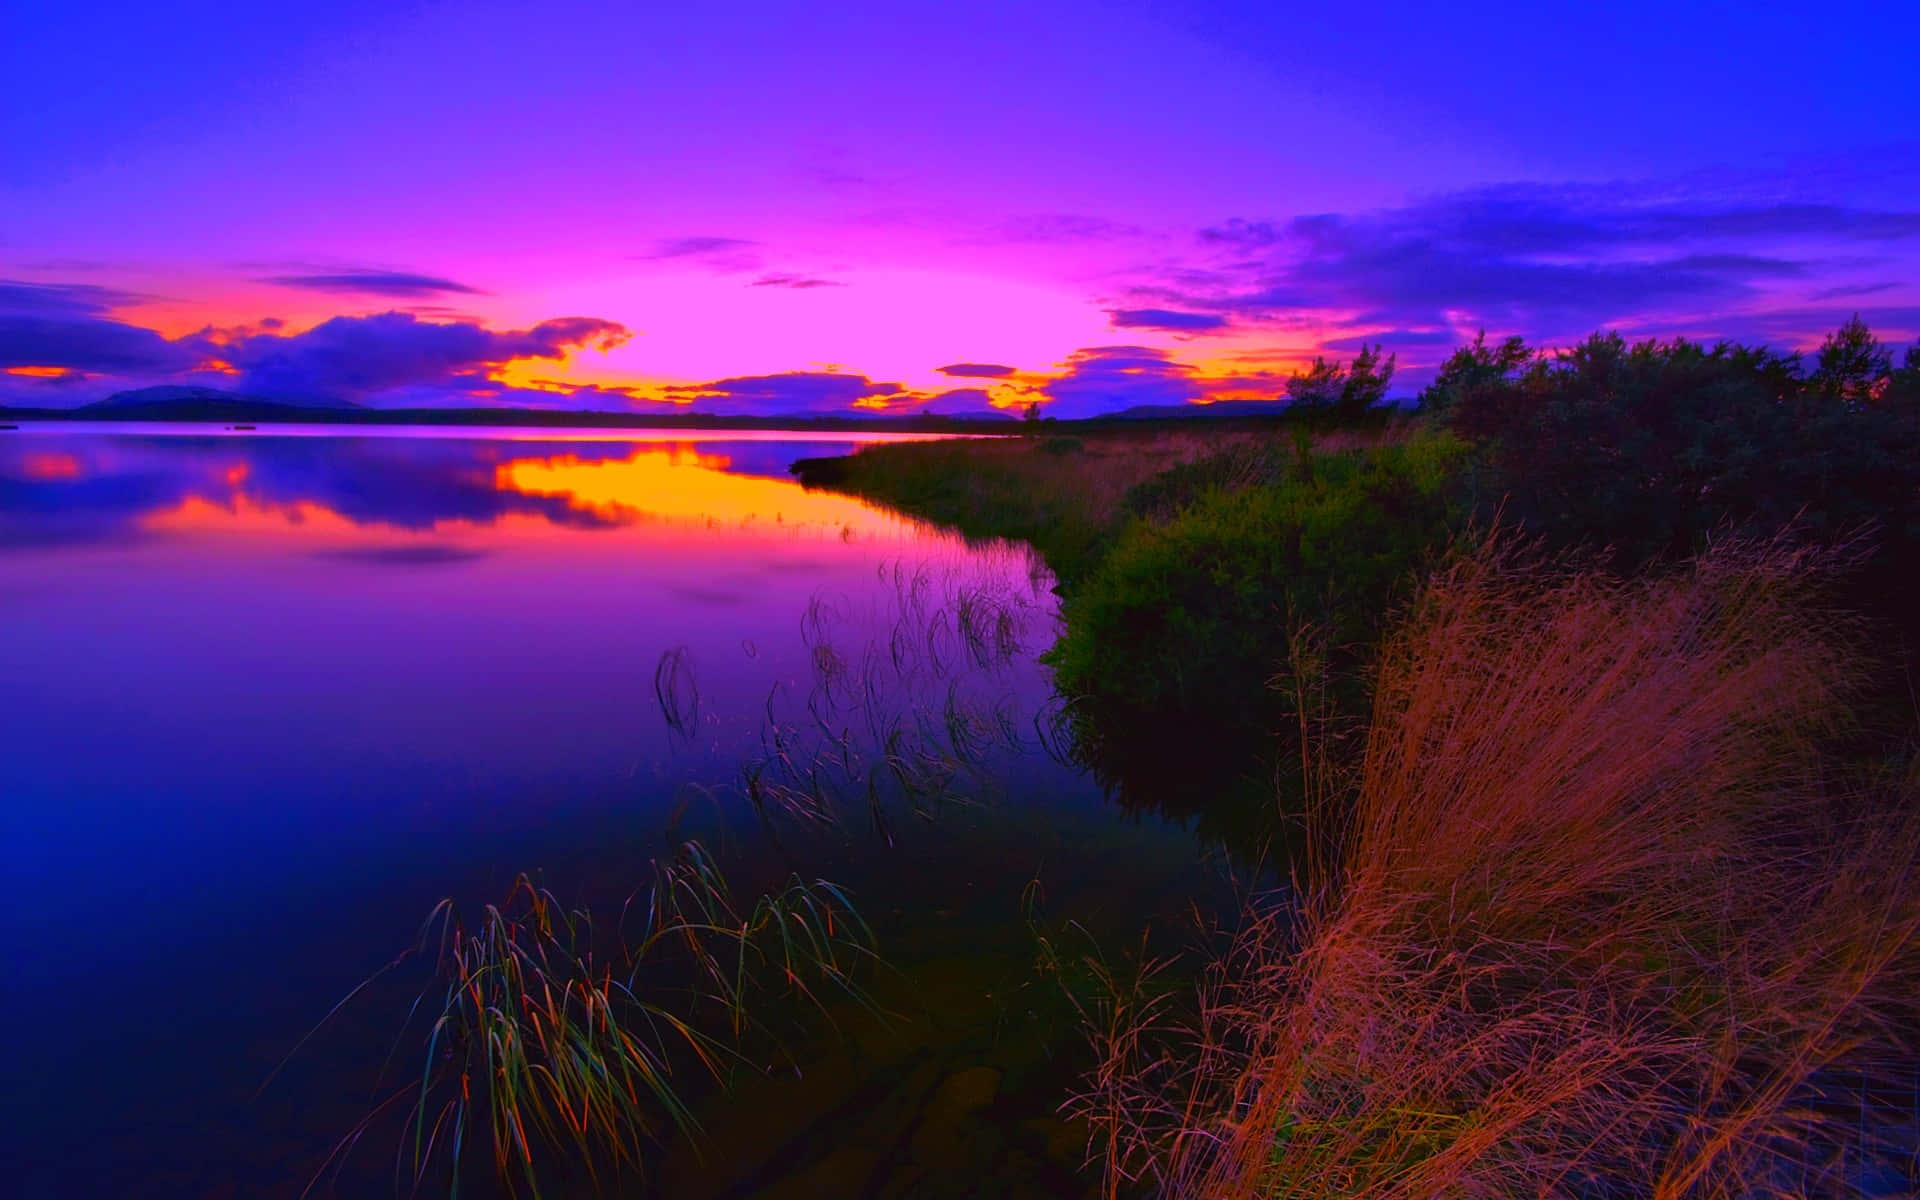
[1106,399,1292,420]
[76,386,361,421]
[0,393,1043,433]
[1,386,1295,429]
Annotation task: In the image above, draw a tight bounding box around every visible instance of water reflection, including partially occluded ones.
[2,424,1162,1198]
[0,425,929,548]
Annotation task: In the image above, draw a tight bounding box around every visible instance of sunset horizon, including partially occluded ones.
[7,1,1917,418]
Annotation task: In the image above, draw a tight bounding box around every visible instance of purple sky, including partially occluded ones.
[4,0,1917,415]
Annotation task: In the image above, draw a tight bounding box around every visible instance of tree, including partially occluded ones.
[1284,356,1345,410]
[1282,343,1398,420]
[1811,313,1892,407]
[1337,342,1396,420]
[1417,330,1532,417]
[1890,343,1920,416]
[1432,325,1917,573]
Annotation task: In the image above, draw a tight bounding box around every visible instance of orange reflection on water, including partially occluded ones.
[19,452,84,481]
[128,443,920,552]
[494,445,910,536]
[142,495,370,536]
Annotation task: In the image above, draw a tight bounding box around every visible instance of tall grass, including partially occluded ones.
[1075,541,1920,1198]
[722,555,1049,843]
[791,425,1407,588]
[299,844,874,1198]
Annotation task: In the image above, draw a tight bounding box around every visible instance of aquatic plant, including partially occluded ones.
[297,843,874,1198]
[722,553,1048,844]
[653,645,701,743]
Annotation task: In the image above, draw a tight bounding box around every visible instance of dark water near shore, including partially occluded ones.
[0,425,1214,1198]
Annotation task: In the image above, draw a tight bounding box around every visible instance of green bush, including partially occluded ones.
[1434,323,1920,558]
[1118,442,1286,523]
[1433,321,1920,667]
[1044,434,1470,804]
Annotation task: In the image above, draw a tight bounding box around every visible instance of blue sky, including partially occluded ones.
[3,0,1917,413]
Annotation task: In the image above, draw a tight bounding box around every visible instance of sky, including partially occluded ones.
[3,0,1918,417]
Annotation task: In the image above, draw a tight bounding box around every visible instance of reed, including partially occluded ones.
[730,556,1045,841]
[791,425,1407,588]
[302,843,874,1198]
[1076,540,1920,1198]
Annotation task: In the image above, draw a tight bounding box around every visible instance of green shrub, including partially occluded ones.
[1044,434,1470,805]
[1434,322,1920,673]
[1119,442,1286,523]
[1444,330,1920,562]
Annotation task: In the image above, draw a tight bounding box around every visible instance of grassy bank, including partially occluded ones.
[795,324,1920,813]
[793,419,1439,824]
[791,422,1404,588]
[791,320,1920,1195]
[1039,432,1466,812]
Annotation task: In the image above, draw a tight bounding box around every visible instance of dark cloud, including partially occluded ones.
[1810,281,1899,301]
[635,236,763,274]
[1202,189,1920,259]
[0,278,204,383]
[1167,186,1920,343]
[2,366,88,384]
[0,314,206,374]
[662,371,906,416]
[1107,307,1230,333]
[0,279,145,317]
[935,362,1018,379]
[0,365,99,409]
[262,269,484,298]
[222,312,631,404]
[669,379,1014,419]
[9,258,118,274]
[750,273,845,289]
[1039,345,1205,419]
[997,214,1141,244]
[1321,330,1457,351]
[1663,252,1807,277]
[644,236,758,258]
[1621,203,1920,243]
[1198,218,1286,249]
[0,292,634,408]
[918,388,1006,415]
[1689,303,1920,347]
[471,381,644,412]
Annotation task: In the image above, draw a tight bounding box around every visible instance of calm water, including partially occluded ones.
[0,425,1209,1198]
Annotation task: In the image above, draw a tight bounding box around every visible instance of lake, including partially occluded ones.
[0,424,1213,1198]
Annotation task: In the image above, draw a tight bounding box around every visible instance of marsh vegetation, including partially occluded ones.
[1074,541,1920,1198]
[792,316,1920,1198]
[287,316,1920,1197]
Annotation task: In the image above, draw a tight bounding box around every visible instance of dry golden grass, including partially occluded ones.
[1077,541,1920,1198]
